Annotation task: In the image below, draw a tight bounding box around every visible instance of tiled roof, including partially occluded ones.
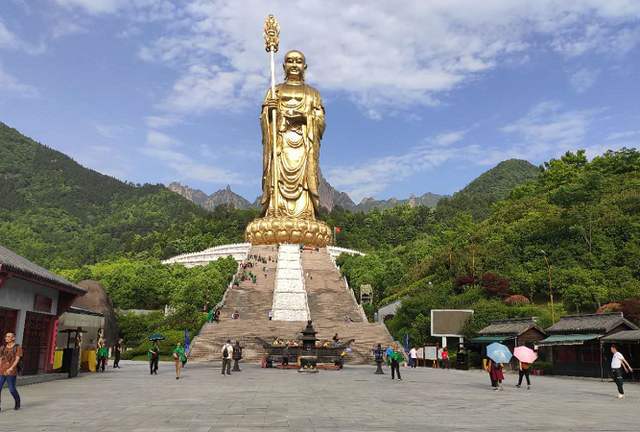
[0,244,85,294]
[478,317,544,336]
[601,330,640,343]
[546,313,638,334]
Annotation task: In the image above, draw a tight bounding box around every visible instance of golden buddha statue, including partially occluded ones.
[245,50,331,246]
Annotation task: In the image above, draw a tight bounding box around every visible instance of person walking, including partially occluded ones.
[516,360,531,390]
[148,341,160,375]
[610,344,632,399]
[232,341,242,372]
[389,343,403,380]
[409,347,418,368]
[221,340,233,375]
[0,332,22,411]
[113,338,123,369]
[373,344,384,374]
[489,359,504,391]
[173,342,187,380]
[96,337,108,372]
[441,347,450,369]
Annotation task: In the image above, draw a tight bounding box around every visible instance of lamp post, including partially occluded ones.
[540,250,555,323]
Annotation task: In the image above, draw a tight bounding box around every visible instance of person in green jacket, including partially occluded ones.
[173,342,187,380]
[389,343,403,380]
[96,337,108,373]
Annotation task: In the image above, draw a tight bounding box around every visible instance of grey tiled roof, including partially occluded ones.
[601,330,640,342]
[478,317,544,336]
[546,313,638,334]
[0,244,85,294]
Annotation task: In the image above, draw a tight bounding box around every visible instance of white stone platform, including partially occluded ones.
[272,244,309,321]
[161,243,250,267]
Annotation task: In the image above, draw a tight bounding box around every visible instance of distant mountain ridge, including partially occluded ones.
[168,176,445,213]
[168,183,252,210]
[355,192,444,212]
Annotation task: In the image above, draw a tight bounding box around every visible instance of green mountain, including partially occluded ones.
[435,159,541,220]
[0,122,256,269]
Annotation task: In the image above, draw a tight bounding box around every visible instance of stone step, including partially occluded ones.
[188,245,393,364]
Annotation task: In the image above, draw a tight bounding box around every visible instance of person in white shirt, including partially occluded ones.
[409,347,418,368]
[610,344,632,399]
[221,340,234,376]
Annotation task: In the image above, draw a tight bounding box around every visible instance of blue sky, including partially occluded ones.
[1,1,639,203]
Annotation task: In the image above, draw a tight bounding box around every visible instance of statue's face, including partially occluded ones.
[284,51,306,81]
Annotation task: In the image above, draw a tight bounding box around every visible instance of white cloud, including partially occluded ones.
[54,0,126,15]
[0,64,39,98]
[145,115,182,129]
[486,100,601,165]
[127,0,640,117]
[327,130,471,201]
[51,19,88,39]
[433,130,467,147]
[606,130,640,141]
[141,130,242,184]
[328,101,606,200]
[95,123,132,139]
[0,20,20,49]
[0,19,45,54]
[49,1,640,117]
[569,68,600,93]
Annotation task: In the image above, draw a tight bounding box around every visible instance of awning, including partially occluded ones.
[537,334,601,346]
[470,335,514,344]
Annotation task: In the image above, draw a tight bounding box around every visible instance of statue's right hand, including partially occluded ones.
[264,97,278,110]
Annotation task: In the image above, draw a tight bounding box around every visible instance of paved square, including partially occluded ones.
[2,361,638,431]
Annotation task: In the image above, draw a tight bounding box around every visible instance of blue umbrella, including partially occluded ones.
[486,342,512,364]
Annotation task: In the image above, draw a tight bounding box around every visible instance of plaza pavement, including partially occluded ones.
[1,360,638,431]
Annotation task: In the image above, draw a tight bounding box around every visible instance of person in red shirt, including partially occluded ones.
[441,347,450,369]
[0,332,22,411]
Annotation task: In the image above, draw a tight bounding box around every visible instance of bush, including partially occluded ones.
[531,360,553,374]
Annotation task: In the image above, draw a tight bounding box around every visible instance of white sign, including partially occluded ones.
[423,346,438,361]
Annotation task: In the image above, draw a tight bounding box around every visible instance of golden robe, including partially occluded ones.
[260,82,325,219]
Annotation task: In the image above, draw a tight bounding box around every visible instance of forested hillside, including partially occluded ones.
[0,122,257,268]
[3,122,637,347]
[338,149,640,344]
[435,159,541,220]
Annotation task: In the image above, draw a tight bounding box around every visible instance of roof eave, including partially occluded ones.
[0,264,86,296]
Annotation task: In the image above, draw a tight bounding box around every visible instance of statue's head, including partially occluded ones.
[283,50,306,82]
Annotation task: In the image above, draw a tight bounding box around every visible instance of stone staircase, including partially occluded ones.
[188,245,393,364]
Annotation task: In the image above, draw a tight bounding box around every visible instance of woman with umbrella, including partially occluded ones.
[173,342,187,380]
[489,359,505,391]
[514,345,537,390]
[486,342,512,391]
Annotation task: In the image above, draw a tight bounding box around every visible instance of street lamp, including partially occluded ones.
[540,249,555,323]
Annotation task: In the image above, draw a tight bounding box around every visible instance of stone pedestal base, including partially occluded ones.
[245,216,331,247]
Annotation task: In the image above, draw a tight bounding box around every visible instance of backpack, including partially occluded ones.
[223,346,229,359]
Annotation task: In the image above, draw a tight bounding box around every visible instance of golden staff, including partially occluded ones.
[264,15,280,216]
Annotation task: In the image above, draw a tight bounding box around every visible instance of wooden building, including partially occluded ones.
[538,312,638,378]
[0,245,86,375]
[470,317,547,350]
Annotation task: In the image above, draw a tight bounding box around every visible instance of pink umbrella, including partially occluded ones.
[514,346,537,364]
